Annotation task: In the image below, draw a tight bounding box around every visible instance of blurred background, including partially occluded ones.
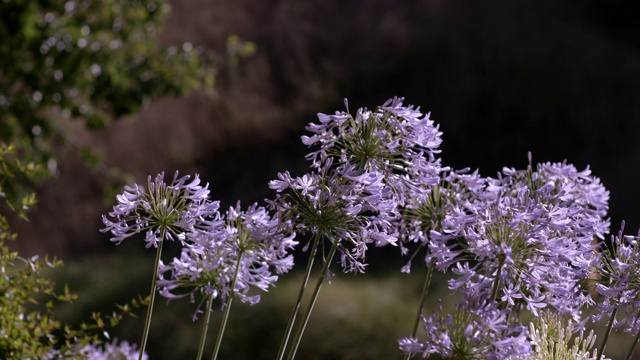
[3,0,640,358]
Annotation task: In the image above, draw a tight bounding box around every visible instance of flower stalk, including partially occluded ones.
[210,253,243,360]
[403,260,434,360]
[598,308,617,359]
[196,295,215,360]
[139,237,164,360]
[625,325,640,360]
[286,238,340,360]
[276,232,322,360]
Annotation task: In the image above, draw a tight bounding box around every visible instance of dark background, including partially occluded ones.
[12,0,640,258]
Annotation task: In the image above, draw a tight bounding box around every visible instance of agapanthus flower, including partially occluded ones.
[427,156,609,323]
[398,299,531,359]
[268,167,397,274]
[45,338,147,360]
[534,160,610,240]
[302,97,443,198]
[398,168,483,273]
[269,97,444,273]
[592,222,640,335]
[157,202,297,317]
[101,171,217,248]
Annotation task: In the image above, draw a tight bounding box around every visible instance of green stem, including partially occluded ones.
[403,260,434,360]
[139,238,164,360]
[196,295,214,360]
[490,258,504,303]
[276,233,322,360]
[210,253,243,360]
[286,239,339,360]
[625,321,640,360]
[598,307,617,360]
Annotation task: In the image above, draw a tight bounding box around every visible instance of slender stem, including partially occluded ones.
[403,261,434,360]
[490,258,504,302]
[625,321,640,360]
[139,239,164,360]
[196,295,215,360]
[276,233,322,360]
[598,308,617,360]
[211,253,243,360]
[286,239,339,360]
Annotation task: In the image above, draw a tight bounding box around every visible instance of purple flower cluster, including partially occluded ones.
[302,97,443,189]
[269,97,444,273]
[157,202,297,314]
[101,171,214,248]
[593,222,640,334]
[102,173,297,317]
[399,300,531,359]
[45,338,147,360]
[429,159,609,317]
[400,155,611,358]
[397,168,483,273]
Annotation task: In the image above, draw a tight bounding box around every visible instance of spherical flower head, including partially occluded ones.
[268,169,398,274]
[398,167,483,273]
[302,97,444,199]
[157,202,297,317]
[398,299,531,359]
[534,159,610,240]
[593,222,640,334]
[45,338,147,360]
[426,156,608,323]
[268,98,443,274]
[101,171,216,248]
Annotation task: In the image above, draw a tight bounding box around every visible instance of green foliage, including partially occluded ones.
[0,109,146,359]
[0,142,43,222]
[0,0,215,191]
[0,239,76,359]
[0,2,216,353]
[226,35,256,67]
[0,232,146,359]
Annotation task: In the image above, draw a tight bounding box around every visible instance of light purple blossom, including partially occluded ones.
[302,97,443,196]
[268,169,395,273]
[101,171,216,247]
[45,338,147,360]
[157,202,297,316]
[427,156,609,324]
[592,222,640,334]
[269,97,444,273]
[398,299,532,359]
[398,168,482,273]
